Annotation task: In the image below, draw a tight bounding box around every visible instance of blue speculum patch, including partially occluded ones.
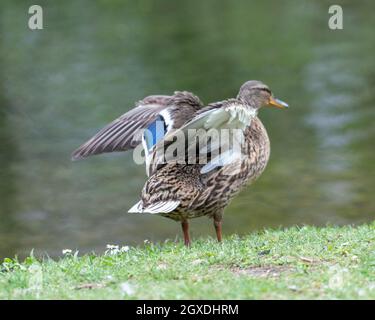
[144,115,167,150]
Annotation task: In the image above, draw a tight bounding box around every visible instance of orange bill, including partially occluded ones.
[268,97,289,109]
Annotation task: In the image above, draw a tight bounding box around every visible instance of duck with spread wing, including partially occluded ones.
[72,80,288,246]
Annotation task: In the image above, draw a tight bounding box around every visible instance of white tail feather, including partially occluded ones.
[128,201,143,213]
[128,200,180,214]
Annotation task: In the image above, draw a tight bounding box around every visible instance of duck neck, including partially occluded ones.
[238,98,259,115]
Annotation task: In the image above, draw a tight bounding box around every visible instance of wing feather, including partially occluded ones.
[148,100,256,175]
[71,96,171,160]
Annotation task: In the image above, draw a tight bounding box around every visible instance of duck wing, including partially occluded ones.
[149,99,257,175]
[71,95,174,160]
[135,92,204,175]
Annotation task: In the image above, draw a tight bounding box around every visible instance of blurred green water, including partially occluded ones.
[0,0,374,258]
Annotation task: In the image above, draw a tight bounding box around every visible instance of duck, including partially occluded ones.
[72,80,288,246]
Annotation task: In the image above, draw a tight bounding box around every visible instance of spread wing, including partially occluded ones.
[148,99,257,175]
[71,95,172,160]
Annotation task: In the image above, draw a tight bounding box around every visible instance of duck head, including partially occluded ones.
[237,80,289,110]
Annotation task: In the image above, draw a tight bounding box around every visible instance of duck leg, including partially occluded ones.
[213,216,222,242]
[181,220,191,247]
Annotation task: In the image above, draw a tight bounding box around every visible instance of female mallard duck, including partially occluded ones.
[72,80,288,246]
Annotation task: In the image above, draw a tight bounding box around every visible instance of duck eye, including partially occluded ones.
[260,88,272,95]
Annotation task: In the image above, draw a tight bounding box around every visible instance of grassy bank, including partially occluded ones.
[1,223,374,299]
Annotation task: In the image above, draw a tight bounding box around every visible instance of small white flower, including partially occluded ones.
[62,249,72,255]
[105,244,130,255]
[106,244,119,250]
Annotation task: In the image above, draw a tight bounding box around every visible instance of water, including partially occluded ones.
[0,0,374,259]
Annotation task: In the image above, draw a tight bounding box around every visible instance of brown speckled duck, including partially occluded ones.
[72,80,288,246]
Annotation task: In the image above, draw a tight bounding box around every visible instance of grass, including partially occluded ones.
[0,223,374,299]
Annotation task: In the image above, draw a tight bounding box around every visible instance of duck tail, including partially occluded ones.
[128,200,180,214]
[128,201,144,213]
